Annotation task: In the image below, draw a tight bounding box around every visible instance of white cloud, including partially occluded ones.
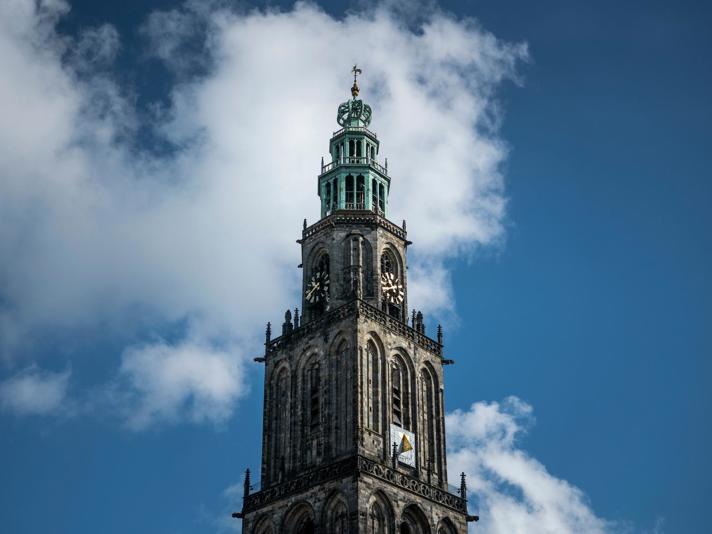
[0,365,70,416]
[447,397,620,534]
[0,0,525,425]
[113,337,245,430]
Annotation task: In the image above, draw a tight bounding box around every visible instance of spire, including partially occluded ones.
[351,64,362,98]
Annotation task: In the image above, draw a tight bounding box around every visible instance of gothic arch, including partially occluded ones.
[436,517,457,534]
[252,515,275,534]
[305,242,329,273]
[380,244,404,280]
[321,491,349,534]
[305,244,331,317]
[380,244,405,319]
[400,504,431,534]
[367,490,395,534]
[282,502,316,534]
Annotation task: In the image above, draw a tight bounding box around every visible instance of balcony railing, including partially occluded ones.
[325,205,384,217]
[331,126,377,139]
[321,157,388,176]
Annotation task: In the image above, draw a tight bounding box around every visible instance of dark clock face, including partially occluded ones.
[306,270,330,303]
[381,272,404,304]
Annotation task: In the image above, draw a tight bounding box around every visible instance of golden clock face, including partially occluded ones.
[381,272,404,304]
[306,270,329,303]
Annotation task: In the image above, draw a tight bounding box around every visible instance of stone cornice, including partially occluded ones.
[300,212,410,246]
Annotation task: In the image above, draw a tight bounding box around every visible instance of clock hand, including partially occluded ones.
[306,283,319,299]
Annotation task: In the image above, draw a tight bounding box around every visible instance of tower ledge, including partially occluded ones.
[243,455,467,516]
[301,211,410,245]
[266,299,442,358]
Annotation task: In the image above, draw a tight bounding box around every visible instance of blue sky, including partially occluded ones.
[1,1,710,533]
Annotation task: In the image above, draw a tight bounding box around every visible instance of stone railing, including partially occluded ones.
[267,300,441,357]
[357,456,467,513]
[320,157,388,176]
[331,126,377,139]
[243,455,466,514]
[356,300,442,356]
[243,457,357,513]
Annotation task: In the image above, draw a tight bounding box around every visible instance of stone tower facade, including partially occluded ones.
[237,72,475,534]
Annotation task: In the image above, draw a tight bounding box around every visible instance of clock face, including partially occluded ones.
[306,270,329,303]
[381,272,404,304]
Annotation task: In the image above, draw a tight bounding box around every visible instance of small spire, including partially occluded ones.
[351,64,362,98]
[294,307,300,329]
[460,472,468,500]
[392,442,398,469]
[303,218,307,231]
[282,309,293,335]
[412,309,417,329]
[321,156,324,172]
[437,324,443,345]
[402,219,407,231]
[243,468,251,499]
[265,322,271,343]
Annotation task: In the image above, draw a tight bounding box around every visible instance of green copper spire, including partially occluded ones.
[318,67,390,219]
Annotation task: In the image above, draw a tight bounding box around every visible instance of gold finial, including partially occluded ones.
[351,64,362,97]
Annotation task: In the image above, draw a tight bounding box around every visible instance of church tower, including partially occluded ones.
[236,68,476,533]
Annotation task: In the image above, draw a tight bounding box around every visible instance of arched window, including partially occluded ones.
[371,144,376,159]
[368,341,381,432]
[392,364,402,426]
[305,360,321,430]
[332,341,350,454]
[316,253,329,276]
[356,139,362,157]
[436,519,457,534]
[357,175,365,209]
[271,366,290,482]
[391,355,411,430]
[346,175,355,208]
[420,367,440,481]
[370,502,386,534]
[349,139,355,158]
[284,503,316,534]
[381,249,403,319]
[332,178,339,210]
[378,183,385,213]
[253,517,275,534]
[367,492,394,534]
[372,179,378,213]
[323,494,349,534]
[325,182,331,213]
[401,505,431,534]
[381,250,397,277]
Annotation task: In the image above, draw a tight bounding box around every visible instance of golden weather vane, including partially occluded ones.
[351,64,362,97]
